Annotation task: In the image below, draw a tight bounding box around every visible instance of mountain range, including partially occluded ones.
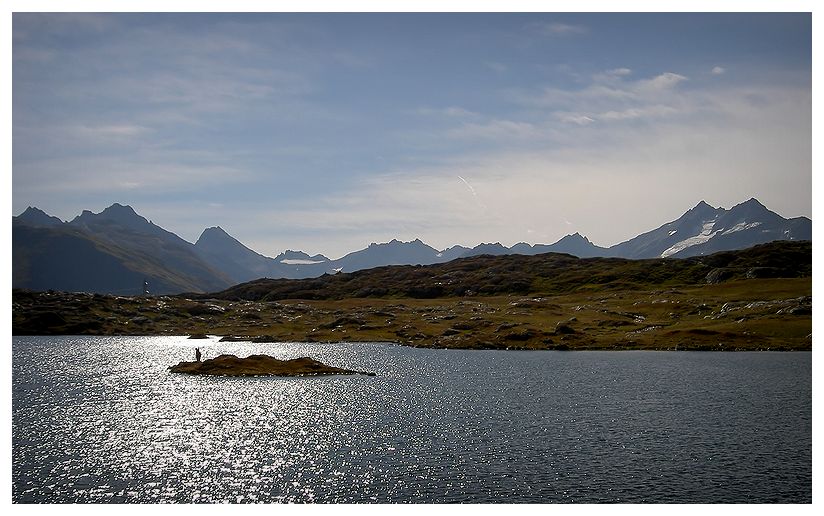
[12,198,811,295]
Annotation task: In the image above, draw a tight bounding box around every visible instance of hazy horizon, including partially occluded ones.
[13,12,811,259]
[14,195,804,261]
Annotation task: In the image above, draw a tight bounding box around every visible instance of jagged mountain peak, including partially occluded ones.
[685,200,719,216]
[280,250,310,260]
[728,197,770,215]
[558,232,589,242]
[196,226,242,249]
[336,237,442,271]
[715,197,783,228]
[100,203,144,222]
[196,226,232,242]
[196,228,330,271]
[71,203,149,228]
[195,226,270,264]
[20,206,49,217]
[738,197,766,207]
[370,238,428,248]
[16,206,64,226]
[462,242,510,258]
[103,202,137,213]
[276,250,330,262]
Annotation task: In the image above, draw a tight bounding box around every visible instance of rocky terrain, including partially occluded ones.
[168,354,373,377]
[12,282,811,351]
[13,241,811,351]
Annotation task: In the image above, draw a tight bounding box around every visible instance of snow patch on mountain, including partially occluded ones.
[280,259,326,265]
[661,220,721,258]
[720,221,762,236]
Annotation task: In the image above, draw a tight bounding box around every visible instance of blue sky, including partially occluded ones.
[12,12,812,258]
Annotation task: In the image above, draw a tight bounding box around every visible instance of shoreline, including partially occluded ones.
[12,332,811,352]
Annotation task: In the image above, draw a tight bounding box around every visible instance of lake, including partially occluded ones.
[12,336,811,503]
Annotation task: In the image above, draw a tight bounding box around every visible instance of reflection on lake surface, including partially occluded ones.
[12,336,811,503]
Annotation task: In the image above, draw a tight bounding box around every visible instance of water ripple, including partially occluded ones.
[13,337,811,503]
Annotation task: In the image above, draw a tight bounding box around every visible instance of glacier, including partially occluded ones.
[660,220,721,258]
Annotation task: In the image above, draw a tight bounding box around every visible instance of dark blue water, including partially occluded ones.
[12,336,811,503]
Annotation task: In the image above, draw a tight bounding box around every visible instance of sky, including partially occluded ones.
[11,10,813,259]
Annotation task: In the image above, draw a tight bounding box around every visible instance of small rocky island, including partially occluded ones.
[169,354,375,377]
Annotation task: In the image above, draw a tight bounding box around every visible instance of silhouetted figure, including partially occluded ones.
[195,347,202,362]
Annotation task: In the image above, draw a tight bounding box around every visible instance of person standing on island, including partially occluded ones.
[195,347,202,362]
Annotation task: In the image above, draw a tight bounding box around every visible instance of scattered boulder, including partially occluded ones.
[554,318,578,335]
[705,268,734,284]
[450,321,479,330]
[746,267,782,279]
[251,335,280,343]
[10,310,69,334]
[504,329,535,341]
[218,335,249,342]
[788,306,812,316]
[319,316,364,329]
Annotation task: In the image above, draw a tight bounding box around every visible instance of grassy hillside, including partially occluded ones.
[13,221,232,294]
[13,241,811,351]
[199,241,811,301]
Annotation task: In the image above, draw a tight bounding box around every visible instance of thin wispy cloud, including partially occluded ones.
[532,21,589,36]
[14,155,251,196]
[555,113,596,126]
[73,124,151,139]
[606,68,632,76]
[484,61,508,73]
[416,106,479,118]
[598,105,679,121]
[496,70,692,133]
[636,72,688,93]
[447,119,543,141]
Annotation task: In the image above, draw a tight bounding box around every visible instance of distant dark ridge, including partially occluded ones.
[190,240,811,302]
